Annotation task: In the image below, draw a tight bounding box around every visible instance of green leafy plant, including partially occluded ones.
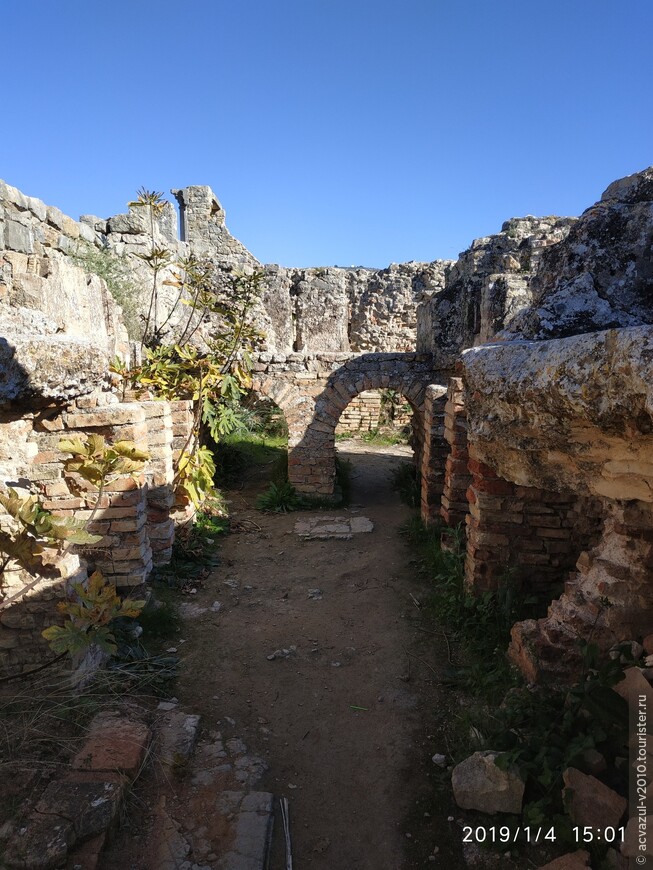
[0,435,149,604]
[256,481,304,513]
[175,446,217,508]
[110,198,267,510]
[58,433,149,526]
[42,571,145,655]
[0,490,101,589]
[59,435,149,488]
[379,389,412,427]
[128,188,170,347]
[361,427,408,446]
[151,502,228,588]
[488,651,629,836]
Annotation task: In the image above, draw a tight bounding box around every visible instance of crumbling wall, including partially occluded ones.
[439,377,471,528]
[461,320,653,680]
[502,168,653,341]
[419,385,448,526]
[335,391,382,433]
[416,215,573,367]
[0,182,188,675]
[418,165,653,681]
[253,261,450,355]
[0,387,189,675]
[1,176,453,360]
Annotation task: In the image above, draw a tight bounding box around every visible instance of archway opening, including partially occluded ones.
[334,388,420,509]
[212,391,289,491]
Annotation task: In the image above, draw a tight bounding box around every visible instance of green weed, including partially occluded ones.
[361,427,408,446]
[256,481,304,513]
[402,515,630,858]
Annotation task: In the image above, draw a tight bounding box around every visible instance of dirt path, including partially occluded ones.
[170,439,466,870]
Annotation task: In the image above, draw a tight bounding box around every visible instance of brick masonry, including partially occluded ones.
[0,391,191,675]
[250,351,448,497]
[509,501,653,682]
[419,385,448,526]
[335,390,382,433]
[440,377,471,528]
[464,444,603,595]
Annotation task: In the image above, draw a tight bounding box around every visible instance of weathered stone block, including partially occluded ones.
[5,218,33,253]
[451,750,525,814]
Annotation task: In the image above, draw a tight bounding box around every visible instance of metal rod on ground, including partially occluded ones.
[281,796,292,870]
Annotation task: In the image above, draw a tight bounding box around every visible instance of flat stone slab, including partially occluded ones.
[294,515,374,539]
[71,714,150,777]
[216,791,274,870]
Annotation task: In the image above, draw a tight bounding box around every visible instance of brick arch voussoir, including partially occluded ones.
[250,376,299,414]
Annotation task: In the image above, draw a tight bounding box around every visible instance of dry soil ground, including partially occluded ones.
[0,442,561,870]
[167,439,471,870]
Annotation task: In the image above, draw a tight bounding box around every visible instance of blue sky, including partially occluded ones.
[3,1,652,267]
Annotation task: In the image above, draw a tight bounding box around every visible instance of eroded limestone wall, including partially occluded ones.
[424,165,653,681]
[0,182,196,675]
[461,322,653,680]
[416,215,573,367]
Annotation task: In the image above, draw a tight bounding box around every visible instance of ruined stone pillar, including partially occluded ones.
[419,385,449,526]
[43,400,154,589]
[169,399,197,526]
[141,401,175,566]
[440,377,471,528]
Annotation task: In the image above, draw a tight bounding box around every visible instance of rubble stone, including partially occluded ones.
[562,768,627,830]
[451,750,525,814]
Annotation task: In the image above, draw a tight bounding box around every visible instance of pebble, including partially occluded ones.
[267,646,297,661]
[307,589,323,600]
[431,753,447,767]
[330,661,341,668]
[210,601,222,612]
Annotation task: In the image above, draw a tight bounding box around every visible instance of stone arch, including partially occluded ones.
[249,374,312,449]
[289,354,436,496]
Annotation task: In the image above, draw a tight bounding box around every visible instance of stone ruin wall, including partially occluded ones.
[0,177,449,673]
[4,163,653,682]
[77,181,451,358]
[249,350,442,496]
[424,166,653,682]
[0,182,198,673]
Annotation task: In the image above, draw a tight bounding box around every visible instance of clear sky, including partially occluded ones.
[3,1,652,267]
